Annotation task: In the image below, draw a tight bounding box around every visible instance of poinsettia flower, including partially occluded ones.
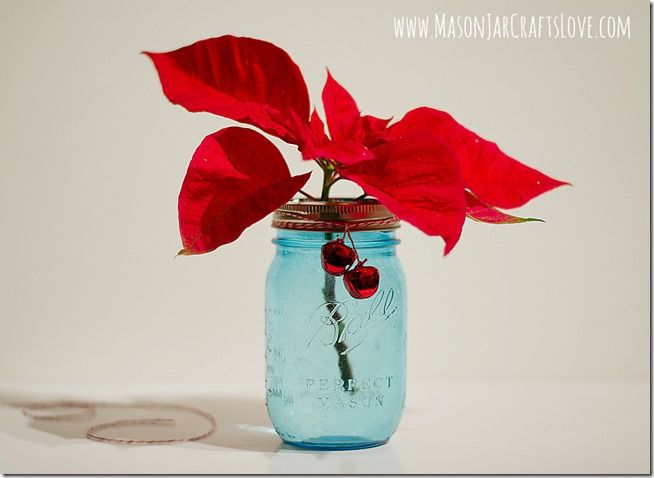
[317,75,568,208]
[146,35,567,256]
[289,81,378,166]
[315,73,567,245]
[311,74,465,252]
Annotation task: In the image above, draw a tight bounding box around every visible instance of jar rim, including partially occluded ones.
[272,198,400,232]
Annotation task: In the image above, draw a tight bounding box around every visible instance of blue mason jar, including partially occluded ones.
[265,199,407,450]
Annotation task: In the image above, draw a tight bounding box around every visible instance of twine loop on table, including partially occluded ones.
[18,400,216,445]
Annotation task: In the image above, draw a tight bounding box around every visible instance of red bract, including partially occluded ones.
[382,107,569,209]
[146,35,567,256]
[144,36,310,145]
[177,127,310,254]
[320,72,390,154]
[339,137,467,254]
[322,71,361,143]
[359,115,392,148]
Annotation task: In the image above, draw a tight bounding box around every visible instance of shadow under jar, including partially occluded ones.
[265,199,407,450]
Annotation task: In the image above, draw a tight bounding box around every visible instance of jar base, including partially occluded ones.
[282,436,389,451]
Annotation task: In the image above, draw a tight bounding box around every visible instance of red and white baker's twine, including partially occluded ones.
[18,400,216,445]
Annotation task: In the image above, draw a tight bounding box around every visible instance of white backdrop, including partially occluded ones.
[0,0,648,388]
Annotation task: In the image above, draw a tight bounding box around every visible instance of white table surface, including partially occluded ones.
[0,379,649,474]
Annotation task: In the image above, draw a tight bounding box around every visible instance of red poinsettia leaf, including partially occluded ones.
[465,191,544,224]
[306,140,374,164]
[145,35,310,145]
[178,127,310,255]
[360,114,392,148]
[385,107,569,209]
[339,137,466,255]
[288,109,373,164]
[310,109,327,144]
[322,71,362,142]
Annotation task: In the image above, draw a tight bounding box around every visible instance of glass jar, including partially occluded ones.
[265,199,407,450]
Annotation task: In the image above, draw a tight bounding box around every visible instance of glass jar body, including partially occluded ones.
[265,229,407,450]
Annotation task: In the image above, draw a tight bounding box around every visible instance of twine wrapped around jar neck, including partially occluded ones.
[272,198,400,232]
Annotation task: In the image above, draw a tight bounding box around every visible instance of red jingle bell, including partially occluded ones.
[321,239,356,276]
[343,262,380,299]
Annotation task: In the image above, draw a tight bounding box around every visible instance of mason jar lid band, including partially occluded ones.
[272,212,399,231]
[272,199,400,231]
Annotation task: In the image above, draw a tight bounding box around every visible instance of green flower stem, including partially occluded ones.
[322,232,354,392]
[320,162,354,391]
[320,165,335,201]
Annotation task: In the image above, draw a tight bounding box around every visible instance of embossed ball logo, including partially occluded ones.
[307,288,398,355]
